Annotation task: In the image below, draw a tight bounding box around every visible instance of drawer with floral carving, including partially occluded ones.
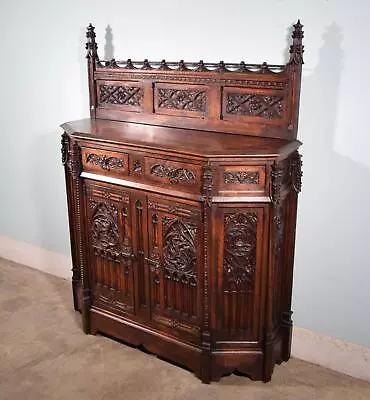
[144,157,202,193]
[217,165,267,195]
[81,147,129,178]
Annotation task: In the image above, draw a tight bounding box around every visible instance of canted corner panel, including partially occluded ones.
[97,80,144,111]
[222,86,286,123]
[154,83,209,118]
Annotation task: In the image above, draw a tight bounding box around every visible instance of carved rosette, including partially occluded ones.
[224,171,259,184]
[223,213,257,292]
[158,88,207,112]
[86,153,124,171]
[150,164,195,184]
[163,217,197,286]
[226,93,284,119]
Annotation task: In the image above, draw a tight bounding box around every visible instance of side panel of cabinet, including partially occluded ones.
[212,204,268,344]
[85,181,136,317]
[146,195,203,342]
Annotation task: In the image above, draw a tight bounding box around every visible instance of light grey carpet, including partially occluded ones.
[1,257,370,400]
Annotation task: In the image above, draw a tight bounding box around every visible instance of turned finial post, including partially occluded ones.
[288,19,304,65]
[86,23,99,60]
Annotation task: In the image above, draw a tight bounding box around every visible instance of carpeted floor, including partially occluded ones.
[1,257,370,400]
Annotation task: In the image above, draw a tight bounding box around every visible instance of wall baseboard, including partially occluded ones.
[0,235,72,280]
[0,235,369,382]
[292,326,370,381]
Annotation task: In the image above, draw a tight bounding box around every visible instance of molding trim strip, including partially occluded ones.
[0,235,369,382]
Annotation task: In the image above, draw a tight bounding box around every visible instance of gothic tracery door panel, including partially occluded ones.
[85,181,135,317]
[215,205,267,342]
[146,195,203,341]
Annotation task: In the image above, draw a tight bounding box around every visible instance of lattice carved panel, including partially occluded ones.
[99,84,143,107]
[225,93,284,119]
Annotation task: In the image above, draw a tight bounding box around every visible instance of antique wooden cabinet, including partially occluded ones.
[61,21,304,383]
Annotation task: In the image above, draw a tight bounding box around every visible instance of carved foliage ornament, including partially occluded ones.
[158,88,207,112]
[150,164,195,184]
[89,201,121,261]
[86,153,124,171]
[224,171,259,185]
[290,151,303,193]
[223,213,257,291]
[226,93,284,119]
[163,217,197,286]
[99,85,143,107]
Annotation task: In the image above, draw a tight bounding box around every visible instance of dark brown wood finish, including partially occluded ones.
[61,21,304,383]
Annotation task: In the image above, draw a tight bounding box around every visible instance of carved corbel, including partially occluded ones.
[290,151,303,193]
[201,162,213,207]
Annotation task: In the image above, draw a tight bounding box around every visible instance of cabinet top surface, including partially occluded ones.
[62,119,301,159]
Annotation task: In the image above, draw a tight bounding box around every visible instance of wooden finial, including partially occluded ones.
[86,23,99,60]
[288,19,304,65]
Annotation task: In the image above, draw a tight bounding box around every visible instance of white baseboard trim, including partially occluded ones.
[0,235,369,381]
[0,235,72,280]
[292,327,370,381]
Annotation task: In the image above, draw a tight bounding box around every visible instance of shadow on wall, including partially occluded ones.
[293,23,370,347]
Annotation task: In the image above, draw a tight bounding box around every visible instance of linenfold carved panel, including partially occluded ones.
[223,212,257,292]
[157,88,207,112]
[225,93,284,119]
[99,84,143,107]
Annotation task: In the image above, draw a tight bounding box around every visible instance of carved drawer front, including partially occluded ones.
[218,165,266,195]
[81,147,129,179]
[144,157,202,193]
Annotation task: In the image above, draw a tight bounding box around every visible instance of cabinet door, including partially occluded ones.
[214,205,267,342]
[146,195,203,340]
[85,181,135,317]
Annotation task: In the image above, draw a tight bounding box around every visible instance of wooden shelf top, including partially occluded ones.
[61,118,301,159]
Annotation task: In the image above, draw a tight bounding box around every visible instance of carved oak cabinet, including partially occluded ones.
[61,21,304,383]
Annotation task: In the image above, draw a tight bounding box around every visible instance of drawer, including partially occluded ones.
[144,157,202,194]
[81,147,129,178]
[217,165,267,195]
